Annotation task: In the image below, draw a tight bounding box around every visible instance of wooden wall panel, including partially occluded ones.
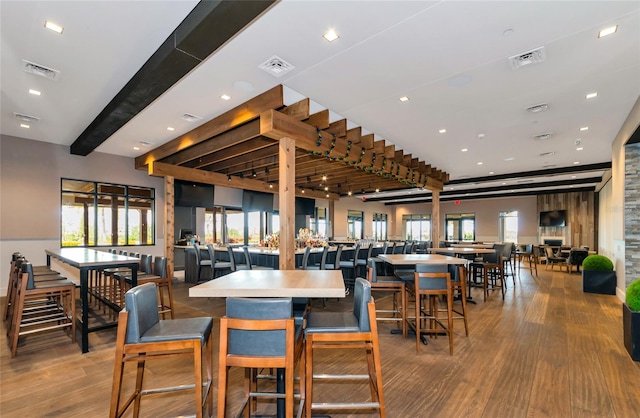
[537,191,595,249]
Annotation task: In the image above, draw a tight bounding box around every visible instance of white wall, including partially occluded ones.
[0,135,166,296]
[332,197,395,240]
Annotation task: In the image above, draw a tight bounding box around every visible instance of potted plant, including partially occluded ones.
[623,279,640,361]
[582,254,616,295]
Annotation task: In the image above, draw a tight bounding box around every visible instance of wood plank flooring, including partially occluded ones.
[2,264,639,417]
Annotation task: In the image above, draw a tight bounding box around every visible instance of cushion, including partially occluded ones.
[305,311,360,334]
[140,317,213,344]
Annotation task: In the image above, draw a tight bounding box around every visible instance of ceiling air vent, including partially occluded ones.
[539,151,556,157]
[180,113,202,122]
[534,133,552,141]
[13,112,40,123]
[508,46,545,70]
[526,103,549,113]
[259,55,295,77]
[22,59,60,81]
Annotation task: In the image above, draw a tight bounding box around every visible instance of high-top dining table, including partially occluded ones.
[45,248,140,353]
[190,269,345,418]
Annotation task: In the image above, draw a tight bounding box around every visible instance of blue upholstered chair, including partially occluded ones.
[205,243,232,278]
[217,297,304,418]
[304,278,386,417]
[193,243,212,281]
[109,282,213,418]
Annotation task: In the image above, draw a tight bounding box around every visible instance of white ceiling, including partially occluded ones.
[2,1,639,201]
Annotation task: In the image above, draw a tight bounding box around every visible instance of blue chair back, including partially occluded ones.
[226,297,292,356]
[124,282,159,344]
[227,247,237,271]
[243,246,254,269]
[20,262,37,290]
[153,256,167,277]
[353,278,372,332]
[318,246,329,269]
[415,264,448,290]
[300,246,311,269]
[140,254,153,274]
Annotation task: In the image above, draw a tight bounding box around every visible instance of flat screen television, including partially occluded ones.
[539,210,567,227]
[174,180,214,207]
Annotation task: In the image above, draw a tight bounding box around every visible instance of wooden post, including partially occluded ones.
[165,176,175,279]
[432,189,440,248]
[279,137,296,270]
[329,200,335,239]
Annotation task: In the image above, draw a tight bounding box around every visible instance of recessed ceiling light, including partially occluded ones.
[502,182,507,185]
[580,126,589,131]
[504,157,515,161]
[133,146,140,150]
[439,129,447,134]
[28,89,41,96]
[20,123,29,128]
[167,127,175,131]
[489,171,494,175]
[598,25,618,38]
[461,148,468,152]
[399,96,410,102]
[221,94,231,101]
[44,20,63,34]
[586,92,598,99]
[573,161,580,165]
[323,29,339,42]
[477,162,483,165]
[477,133,485,139]
[576,147,584,151]
[571,175,577,179]
[375,188,380,193]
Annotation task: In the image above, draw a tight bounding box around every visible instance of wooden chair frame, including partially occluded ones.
[217,316,304,418]
[305,301,385,417]
[366,264,407,337]
[109,309,213,418]
[409,271,454,354]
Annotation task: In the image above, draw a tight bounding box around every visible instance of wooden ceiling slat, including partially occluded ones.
[394,150,404,163]
[280,98,310,120]
[305,109,330,129]
[360,134,374,149]
[160,119,261,166]
[346,127,362,144]
[373,140,386,155]
[384,145,395,158]
[203,142,278,173]
[135,85,283,169]
[184,137,275,169]
[326,119,347,137]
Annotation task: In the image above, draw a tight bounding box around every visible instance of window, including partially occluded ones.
[61,179,155,247]
[372,213,388,241]
[499,211,518,243]
[225,209,245,244]
[311,207,327,237]
[445,213,475,241]
[247,211,263,245]
[402,214,431,241]
[347,210,364,240]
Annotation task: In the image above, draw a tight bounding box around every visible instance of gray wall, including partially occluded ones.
[0,135,165,296]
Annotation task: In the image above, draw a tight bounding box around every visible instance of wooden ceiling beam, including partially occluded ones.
[135,84,284,169]
[326,119,347,137]
[148,161,338,200]
[304,109,330,129]
[184,137,275,169]
[280,98,309,120]
[360,134,374,149]
[346,127,362,144]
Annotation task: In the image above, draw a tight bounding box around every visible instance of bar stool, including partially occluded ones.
[205,244,232,278]
[306,246,328,270]
[228,246,250,271]
[217,297,305,418]
[296,246,312,270]
[109,283,213,418]
[243,246,272,270]
[366,258,406,337]
[304,278,385,417]
[8,262,76,357]
[193,243,211,281]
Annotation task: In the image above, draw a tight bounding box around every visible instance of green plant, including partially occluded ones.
[582,254,614,271]
[626,280,640,312]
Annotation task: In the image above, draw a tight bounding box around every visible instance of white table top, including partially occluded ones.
[377,253,469,265]
[428,247,495,255]
[46,248,139,268]
[189,269,346,298]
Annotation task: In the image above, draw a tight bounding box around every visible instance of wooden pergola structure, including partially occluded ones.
[135,85,447,272]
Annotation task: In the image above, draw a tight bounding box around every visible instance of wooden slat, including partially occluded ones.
[346,127,362,144]
[305,109,330,129]
[280,98,310,120]
[326,119,347,137]
[135,85,284,169]
[360,134,375,149]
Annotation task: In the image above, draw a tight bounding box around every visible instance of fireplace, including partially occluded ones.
[543,238,564,246]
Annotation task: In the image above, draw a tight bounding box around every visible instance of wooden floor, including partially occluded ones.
[2,263,639,417]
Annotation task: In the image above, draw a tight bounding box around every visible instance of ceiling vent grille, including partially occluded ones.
[22,59,60,80]
[534,133,552,141]
[180,113,202,122]
[508,46,545,69]
[13,112,40,123]
[526,103,549,113]
[259,55,295,77]
[539,151,556,157]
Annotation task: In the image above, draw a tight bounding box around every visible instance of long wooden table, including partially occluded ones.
[46,248,140,353]
[376,253,470,266]
[428,247,495,256]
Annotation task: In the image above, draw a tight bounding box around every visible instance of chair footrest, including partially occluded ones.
[311,401,380,410]
[313,373,371,380]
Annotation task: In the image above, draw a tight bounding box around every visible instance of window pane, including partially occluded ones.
[247,211,261,244]
[127,208,141,245]
[226,210,244,244]
[61,197,86,247]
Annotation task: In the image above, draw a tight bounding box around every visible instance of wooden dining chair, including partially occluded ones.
[218,297,304,418]
[366,258,406,337]
[109,283,213,418]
